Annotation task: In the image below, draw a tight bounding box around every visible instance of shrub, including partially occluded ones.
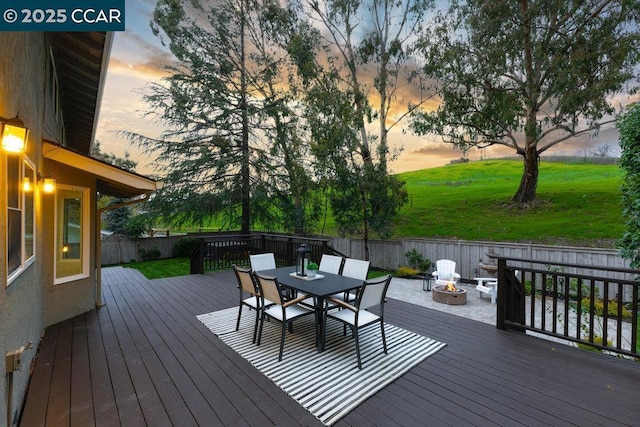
[580,298,633,319]
[173,236,200,257]
[617,103,640,268]
[396,266,419,277]
[139,246,161,261]
[577,335,613,352]
[524,280,533,295]
[404,249,432,272]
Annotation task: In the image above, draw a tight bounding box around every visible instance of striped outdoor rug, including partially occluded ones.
[197,306,446,426]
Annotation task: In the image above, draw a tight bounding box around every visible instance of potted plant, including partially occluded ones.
[307,261,318,277]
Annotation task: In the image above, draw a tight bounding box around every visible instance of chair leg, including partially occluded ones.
[257,312,265,346]
[380,321,388,354]
[252,308,260,344]
[236,304,243,331]
[353,326,362,370]
[278,320,286,361]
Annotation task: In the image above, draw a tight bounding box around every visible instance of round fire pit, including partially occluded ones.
[432,285,467,305]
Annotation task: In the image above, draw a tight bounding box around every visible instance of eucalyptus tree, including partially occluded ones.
[284,0,433,257]
[126,0,318,234]
[412,0,640,204]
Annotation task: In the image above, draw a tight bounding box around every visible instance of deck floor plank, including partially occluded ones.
[96,295,146,426]
[124,270,316,425]
[19,323,58,427]
[19,267,640,426]
[45,319,72,427]
[70,315,95,427]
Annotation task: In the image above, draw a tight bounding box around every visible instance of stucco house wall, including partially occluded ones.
[40,161,98,327]
[0,32,50,426]
[0,31,158,425]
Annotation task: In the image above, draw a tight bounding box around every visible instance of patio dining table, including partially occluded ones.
[260,266,364,352]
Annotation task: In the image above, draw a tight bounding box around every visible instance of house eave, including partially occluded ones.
[43,141,159,198]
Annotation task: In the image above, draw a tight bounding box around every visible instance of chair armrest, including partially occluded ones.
[283,294,311,308]
[327,297,357,312]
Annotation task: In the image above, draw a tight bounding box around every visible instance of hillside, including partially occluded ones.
[390,159,624,247]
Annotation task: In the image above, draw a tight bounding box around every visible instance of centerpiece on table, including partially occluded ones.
[306,261,318,278]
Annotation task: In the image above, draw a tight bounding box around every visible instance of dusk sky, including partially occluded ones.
[94,0,628,177]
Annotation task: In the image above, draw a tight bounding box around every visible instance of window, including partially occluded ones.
[23,162,34,261]
[6,158,35,285]
[55,186,89,283]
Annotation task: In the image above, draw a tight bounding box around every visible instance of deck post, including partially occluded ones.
[497,258,506,329]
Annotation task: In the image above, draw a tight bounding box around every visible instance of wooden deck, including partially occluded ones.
[20,267,640,426]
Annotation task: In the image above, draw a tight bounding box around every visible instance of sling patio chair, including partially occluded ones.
[249,253,276,272]
[254,272,315,361]
[319,254,343,275]
[232,265,273,343]
[335,258,370,303]
[326,274,392,369]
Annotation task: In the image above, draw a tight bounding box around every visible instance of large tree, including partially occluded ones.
[125,0,318,234]
[412,0,640,203]
[283,0,432,257]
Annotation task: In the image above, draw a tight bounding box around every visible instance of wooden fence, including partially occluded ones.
[330,237,633,281]
[100,234,184,265]
[101,234,632,282]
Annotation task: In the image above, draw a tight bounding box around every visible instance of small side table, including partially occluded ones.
[474,277,497,304]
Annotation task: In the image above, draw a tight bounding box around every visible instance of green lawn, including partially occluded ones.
[391,160,623,246]
[123,257,190,279]
[162,158,625,246]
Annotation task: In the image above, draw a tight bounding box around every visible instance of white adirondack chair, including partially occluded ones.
[432,259,461,286]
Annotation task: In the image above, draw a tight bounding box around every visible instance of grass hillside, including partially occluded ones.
[390,160,623,247]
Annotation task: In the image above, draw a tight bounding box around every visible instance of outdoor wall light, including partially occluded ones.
[1,116,28,154]
[22,177,33,192]
[43,178,56,194]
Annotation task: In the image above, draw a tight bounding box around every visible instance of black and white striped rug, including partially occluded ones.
[197,306,446,426]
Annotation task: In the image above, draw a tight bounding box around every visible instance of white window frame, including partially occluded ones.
[54,185,90,284]
[6,156,36,286]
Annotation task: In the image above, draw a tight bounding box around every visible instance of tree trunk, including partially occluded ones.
[240,0,250,234]
[512,146,539,204]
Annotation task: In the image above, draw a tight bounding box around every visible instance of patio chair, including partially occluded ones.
[432,259,461,286]
[319,254,343,275]
[249,253,276,272]
[334,258,370,303]
[232,265,273,343]
[326,274,392,369]
[341,258,370,281]
[254,272,315,361]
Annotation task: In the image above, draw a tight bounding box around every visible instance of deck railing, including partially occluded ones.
[189,232,337,274]
[496,256,640,358]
